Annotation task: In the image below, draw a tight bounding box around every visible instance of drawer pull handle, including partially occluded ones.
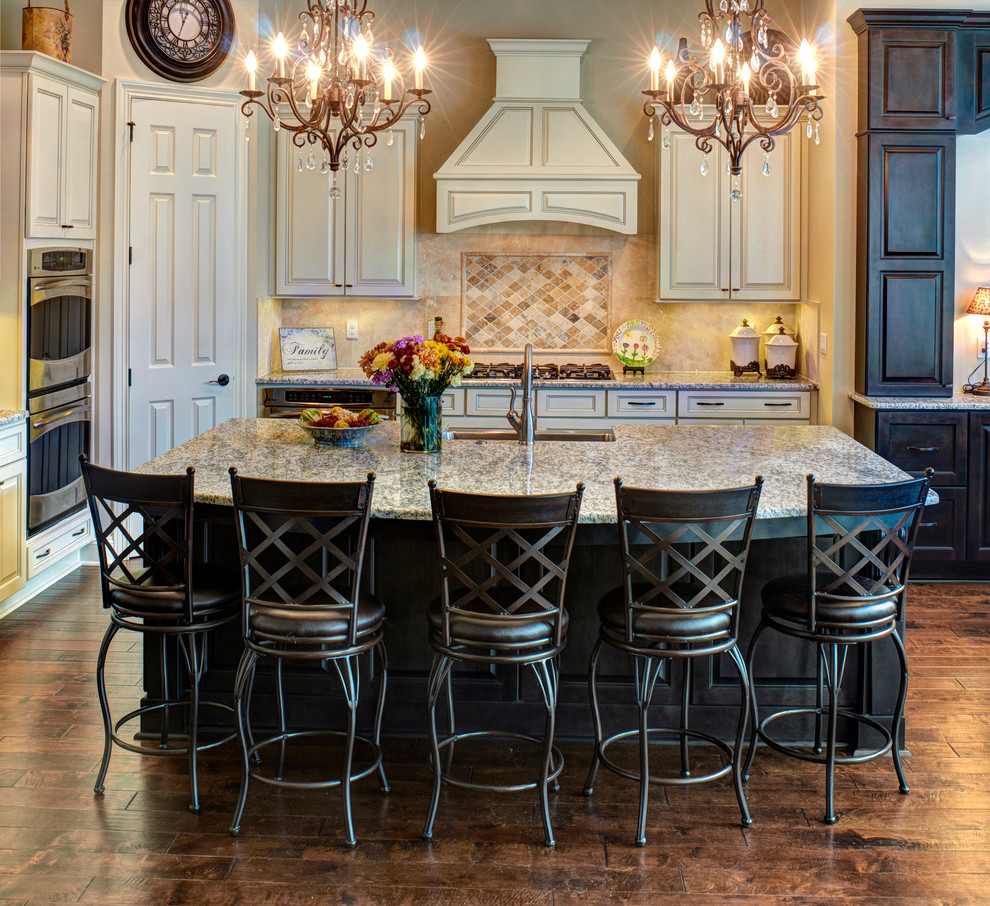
[696,402,725,407]
[919,522,938,528]
[763,402,792,407]
[907,446,938,452]
[72,527,86,537]
[627,401,656,406]
[35,548,51,559]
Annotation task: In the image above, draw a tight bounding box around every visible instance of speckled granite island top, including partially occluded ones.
[135,419,914,525]
[258,369,818,391]
[0,410,27,429]
[850,392,990,410]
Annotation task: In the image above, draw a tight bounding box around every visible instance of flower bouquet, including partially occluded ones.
[359,333,473,452]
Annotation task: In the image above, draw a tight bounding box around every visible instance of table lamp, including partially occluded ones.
[964,287,990,395]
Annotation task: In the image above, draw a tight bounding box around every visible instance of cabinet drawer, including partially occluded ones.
[465,388,513,418]
[536,389,606,419]
[439,388,465,417]
[678,390,810,419]
[27,510,91,580]
[607,390,676,419]
[913,487,965,561]
[0,422,27,469]
[876,412,967,486]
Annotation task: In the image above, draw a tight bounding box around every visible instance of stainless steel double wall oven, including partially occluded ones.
[27,248,93,534]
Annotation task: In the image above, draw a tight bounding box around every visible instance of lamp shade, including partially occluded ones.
[967,287,990,316]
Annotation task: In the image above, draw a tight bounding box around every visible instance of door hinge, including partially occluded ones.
[128,368,132,388]
[128,246,133,265]
[127,121,135,142]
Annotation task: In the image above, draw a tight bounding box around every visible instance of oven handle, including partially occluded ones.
[31,276,93,305]
[30,401,92,442]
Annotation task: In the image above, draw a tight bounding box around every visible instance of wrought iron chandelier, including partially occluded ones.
[643,0,824,198]
[239,1,432,198]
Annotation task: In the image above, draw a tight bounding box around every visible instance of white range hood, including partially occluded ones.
[434,39,640,234]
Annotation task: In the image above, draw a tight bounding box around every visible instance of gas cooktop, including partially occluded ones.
[469,362,614,381]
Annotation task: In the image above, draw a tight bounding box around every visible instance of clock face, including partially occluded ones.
[126,0,234,82]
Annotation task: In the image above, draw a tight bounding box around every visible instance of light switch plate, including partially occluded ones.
[819,332,828,356]
[346,319,359,340]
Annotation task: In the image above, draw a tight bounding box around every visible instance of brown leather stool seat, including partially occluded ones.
[108,565,240,619]
[597,583,732,640]
[252,591,386,642]
[427,593,570,649]
[761,574,898,627]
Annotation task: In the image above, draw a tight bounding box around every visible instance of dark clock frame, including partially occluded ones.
[125,0,236,82]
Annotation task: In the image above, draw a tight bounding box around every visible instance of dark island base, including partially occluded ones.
[146,509,905,752]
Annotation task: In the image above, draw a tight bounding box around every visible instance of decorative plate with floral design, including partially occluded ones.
[612,320,659,369]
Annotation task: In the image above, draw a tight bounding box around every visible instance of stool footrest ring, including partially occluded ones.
[111,700,236,757]
[595,727,734,786]
[434,730,563,794]
[246,729,384,790]
[757,707,893,766]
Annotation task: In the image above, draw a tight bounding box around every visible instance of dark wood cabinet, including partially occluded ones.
[855,132,955,396]
[966,412,990,561]
[957,25,990,132]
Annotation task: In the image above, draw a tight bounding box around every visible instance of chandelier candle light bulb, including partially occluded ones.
[665,59,676,102]
[383,59,395,100]
[414,46,426,90]
[274,32,287,78]
[650,46,662,91]
[245,50,257,91]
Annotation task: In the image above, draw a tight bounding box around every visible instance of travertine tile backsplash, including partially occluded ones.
[269,232,815,379]
[463,254,610,352]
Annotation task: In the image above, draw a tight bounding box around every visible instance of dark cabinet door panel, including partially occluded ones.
[914,486,966,561]
[878,272,948,387]
[967,414,990,560]
[881,145,946,258]
[877,411,967,484]
[958,30,990,133]
[864,28,956,130]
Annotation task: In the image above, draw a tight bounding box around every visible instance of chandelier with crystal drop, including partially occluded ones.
[643,0,823,199]
[239,1,432,198]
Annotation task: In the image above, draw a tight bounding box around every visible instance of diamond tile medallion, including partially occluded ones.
[462,254,611,352]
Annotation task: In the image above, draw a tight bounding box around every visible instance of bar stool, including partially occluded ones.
[423,480,585,847]
[742,472,932,824]
[227,470,387,846]
[81,456,239,813]
[584,477,764,846]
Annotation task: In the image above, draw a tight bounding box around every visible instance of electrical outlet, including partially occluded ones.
[979,338,988,359]
[346,319,359,340]
[819,332,828,356]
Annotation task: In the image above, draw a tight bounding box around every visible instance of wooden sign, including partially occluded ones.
[279,328,337,371]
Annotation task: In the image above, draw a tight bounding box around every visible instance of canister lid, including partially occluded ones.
[766,326,797,347]
[730,318,760,339]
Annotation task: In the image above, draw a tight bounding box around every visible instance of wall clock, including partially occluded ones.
[125,0,235,82]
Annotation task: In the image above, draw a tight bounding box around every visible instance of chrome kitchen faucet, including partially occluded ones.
[506,343,536,446]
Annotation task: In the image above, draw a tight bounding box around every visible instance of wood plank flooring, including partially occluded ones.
[0,568,988,904]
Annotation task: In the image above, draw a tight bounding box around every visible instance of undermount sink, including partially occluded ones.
[443,428,616,443]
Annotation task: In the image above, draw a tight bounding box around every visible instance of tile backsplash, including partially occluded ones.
[267,232,817,379]
[463,254,610,352]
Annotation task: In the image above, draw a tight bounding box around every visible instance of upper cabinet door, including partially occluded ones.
[347,117,418,297]
[658,128,727,300]
[26,74,65,238]
[274,128,346,296]
[731,131,802,301]
[25,74,99,240]
[863,28,957,131]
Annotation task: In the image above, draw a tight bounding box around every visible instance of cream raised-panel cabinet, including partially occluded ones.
[657,124,801,302]
[25,68,100,240]
[275,117,418,297]
[0,422,27,604]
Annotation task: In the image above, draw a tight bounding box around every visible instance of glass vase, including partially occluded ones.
[400,396,442,453]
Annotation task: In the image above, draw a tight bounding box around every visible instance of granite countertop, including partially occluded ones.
[136,418,916,525]
[0,410,28,429]
[258,368,818,391]
[851,392,990,410]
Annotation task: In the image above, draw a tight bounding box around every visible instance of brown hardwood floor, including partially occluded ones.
[0,567,988,905]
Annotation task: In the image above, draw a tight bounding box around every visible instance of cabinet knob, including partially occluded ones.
[919,522,937,529]
[907,446,938,453]
[35,548,51,559]
[696,401,724,407]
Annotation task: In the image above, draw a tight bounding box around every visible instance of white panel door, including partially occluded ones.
[62,86,99,238]
[127,97,238,468]
[26,74,65,238]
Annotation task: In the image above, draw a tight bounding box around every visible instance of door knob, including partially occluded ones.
[209,373,230,386]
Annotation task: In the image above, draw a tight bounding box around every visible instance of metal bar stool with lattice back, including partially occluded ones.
[423,479,585,847]
[227,469,388,846]
[583,476,764,846]
[742,471,932,824]
[81,456,240,813]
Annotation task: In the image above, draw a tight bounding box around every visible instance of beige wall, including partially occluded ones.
[1,0,103,74]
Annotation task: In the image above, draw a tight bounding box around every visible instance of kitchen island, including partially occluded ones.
[135,419,921,744]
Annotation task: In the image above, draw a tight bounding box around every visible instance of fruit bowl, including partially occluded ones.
[300,421,378,447]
